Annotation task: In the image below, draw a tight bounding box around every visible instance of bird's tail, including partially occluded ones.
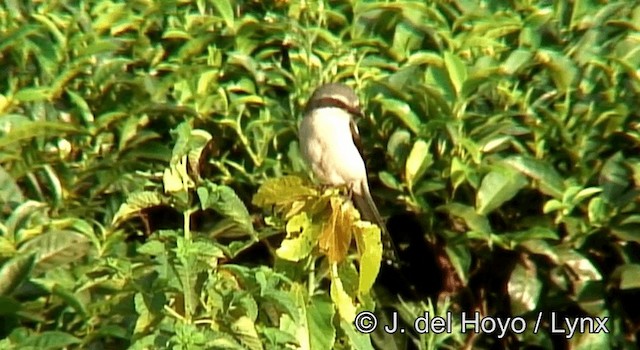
[352,180,400,267]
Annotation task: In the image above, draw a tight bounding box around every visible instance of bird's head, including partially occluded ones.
[304,83,363,118]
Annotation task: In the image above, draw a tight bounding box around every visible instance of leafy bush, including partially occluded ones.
[1,0,639,349]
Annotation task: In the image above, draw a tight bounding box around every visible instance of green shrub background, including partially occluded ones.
[1,0,639,349]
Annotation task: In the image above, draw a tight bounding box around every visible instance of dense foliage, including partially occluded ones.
[1,0,639,349]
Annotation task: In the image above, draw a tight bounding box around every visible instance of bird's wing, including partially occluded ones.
[349,118,365,162]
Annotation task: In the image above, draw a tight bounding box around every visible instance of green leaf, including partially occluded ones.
[112,191,166,226]
[340,318,375,350]
[198,183,254,236]
[439,203,491,233]
[0,253,35,296]
[20,331,81,349]
[0,236,15,258]
[445,243,471,285]
[391,21,423,61]
[14,87,52,102]
[538,49,577,91]
[567,327,610,350]
[572,187,602,205]
[51,284,88,318]
[476,168,528,215]
[18,230,92,274]
[386,129,411,164]
[502,227,560,245]
[587,197,607,225]
[443,51,467,97]
[0,121,83,149]
[307,295,336,350]
[375,98,421,134]
[0,165,24,205]
[508,258,542,315]
[0,296,21,316]
[599,152,630,205]
[5,200,47,239]
[450,156,477,191]
[213,0,235,31]
[555,248,603,295]
[503,156,565,198]
[231,316,263,350]
[425,65,456,106]
[501,49,533,74]
[378,171,402,190]
[137,240,166,256]
[616,264,640,290]
[42,165,63,207]
[66,90,95,124]
[404,139,432,189]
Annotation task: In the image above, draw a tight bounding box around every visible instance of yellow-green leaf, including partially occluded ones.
[330,263,357,322]
[277,213,321,261]
[405,139,432,188]
[213,0,235,31]
[354,221,382,296]
[444,51,467,96]
[252,176,317,207]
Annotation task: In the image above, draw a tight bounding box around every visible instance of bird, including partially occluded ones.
[298,82,398,266]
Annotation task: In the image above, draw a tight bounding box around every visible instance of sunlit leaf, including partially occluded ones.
[404,139,432,189]
[443,51,467,97]
[508,258,541,315]
[353,221,382,296]
[330,263,356,322]
[252,176,318,207]
[213,0,235,31]
[276,213,320,261]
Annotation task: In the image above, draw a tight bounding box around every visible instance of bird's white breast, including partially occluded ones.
[299,107,367,186]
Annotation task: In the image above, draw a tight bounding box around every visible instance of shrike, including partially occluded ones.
[298,83,398,266]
